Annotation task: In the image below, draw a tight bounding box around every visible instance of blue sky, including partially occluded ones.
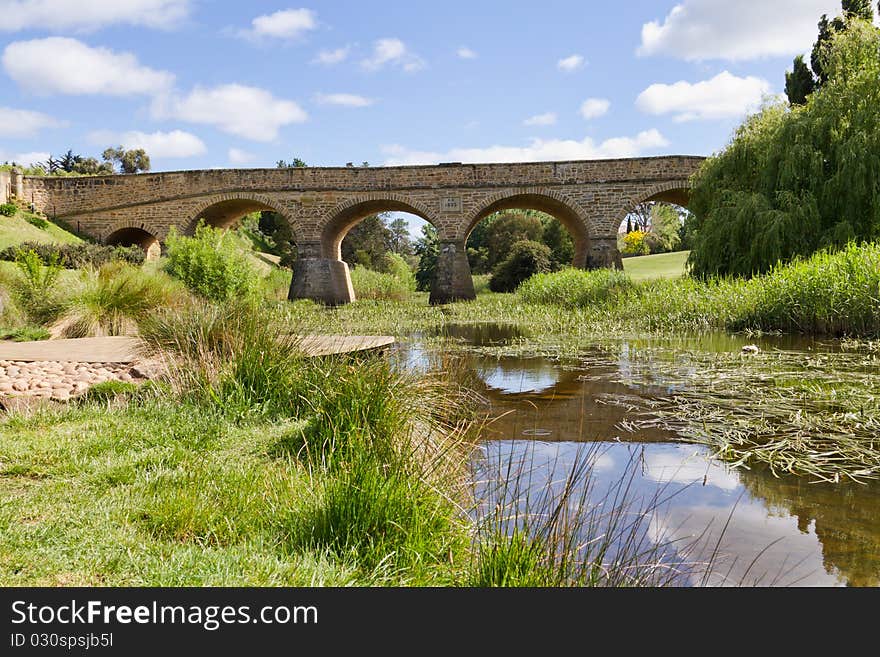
[0,0,869,173]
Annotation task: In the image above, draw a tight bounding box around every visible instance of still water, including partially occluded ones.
[398,324,880,587]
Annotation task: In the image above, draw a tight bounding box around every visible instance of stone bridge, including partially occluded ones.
[7,156,704,304]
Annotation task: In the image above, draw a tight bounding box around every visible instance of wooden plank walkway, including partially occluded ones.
[0,335,395,363]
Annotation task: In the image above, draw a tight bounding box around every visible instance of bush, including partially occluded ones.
[0,242,145,269]
[517,268,635,309]
[489,240,552,293]
[9,249,64,324]
[0,203,18,217]
[0,326,51,341]
[621,230,650,257]
[24,215,49,229]
[164,223,259,302]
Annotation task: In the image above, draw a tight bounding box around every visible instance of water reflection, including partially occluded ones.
[397,322,880,586]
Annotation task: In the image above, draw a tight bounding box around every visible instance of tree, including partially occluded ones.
[481,212,543,271]
[842,0,874,20]
[387,217,413,256]
[645,204,683,254]
[785,55,816,105]
[540,214,574,269]
[257,211,298,268]
[341,214,392,269]
[102,146,150,174]
[414,223,439,291]
[628,203,653,232]
[276,158,307,168]
[688,21,880,277]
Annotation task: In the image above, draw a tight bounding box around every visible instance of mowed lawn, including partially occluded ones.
[622,251,689,282]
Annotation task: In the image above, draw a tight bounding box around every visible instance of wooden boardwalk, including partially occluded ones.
[0,335,395,363]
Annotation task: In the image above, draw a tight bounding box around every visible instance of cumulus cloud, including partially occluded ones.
[313,93,374,107]
[361,38,425,72]
[523,112,557,127]
[638,0,840,61]
[382,130,669,165]
[579,98,610,120]
[241,8,317,40]
[2,38,173,96]
[0,0,191,32]
[0,150,50,166]
[313,46,350,65]
[0,106,66,138]
[228,148,256,165]
[152,84,307,141]
[457,46,477,59]
[636,71,772,122]
[557,54,585,72]
[90,129,206,158]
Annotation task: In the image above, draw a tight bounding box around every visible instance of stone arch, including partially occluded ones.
[463,188,592,267]
[320,193,440,260]
[185,192,295,235]
[102,221,161,260]
[611,180,692,235]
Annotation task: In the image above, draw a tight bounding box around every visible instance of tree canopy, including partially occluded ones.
[688,19,880,278]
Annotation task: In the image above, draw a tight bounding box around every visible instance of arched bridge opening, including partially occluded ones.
[105,226,161,260]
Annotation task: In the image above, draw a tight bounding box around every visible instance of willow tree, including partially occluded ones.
[687,19,880,278]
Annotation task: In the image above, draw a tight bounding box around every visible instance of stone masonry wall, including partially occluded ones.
[21,156,705,253]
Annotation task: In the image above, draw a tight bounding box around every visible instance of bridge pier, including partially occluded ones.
[288,242,355,305]
[430,240,476,305]
[586,236,623,270]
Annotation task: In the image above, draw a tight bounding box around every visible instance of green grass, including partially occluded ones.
[622,250,690,282]
[0,209,83,251]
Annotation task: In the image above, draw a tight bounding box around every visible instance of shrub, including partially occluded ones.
[24,215,49,229]
[517,268,635,309]
[0,203,18,217]
[163,223,259,302]
[0,326,51,341]
[0,242,145,269]
[9,249,64,324]
[621,230,650,257]
[489,240,552,293]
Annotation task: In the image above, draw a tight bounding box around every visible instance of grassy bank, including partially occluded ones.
[622,250,689,282]
[0,208,82,250]
[0,302,695,586]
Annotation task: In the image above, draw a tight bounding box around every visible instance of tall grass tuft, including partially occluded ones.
[139,301,309,419]
[51,262,187,338]
[467,443,702,587]
[517,268,635,309]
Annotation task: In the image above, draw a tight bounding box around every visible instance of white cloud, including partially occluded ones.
[636,71,772,121]
[0,151,49,166]
[580,98,610,120]
[313,46,350,65]
[361,38,425,72]
[228,148,256,165]
[557,54,585,72]
[457,46,477,59]
[638,0,841,61]
[242,8,317,40]
[90,129,206,158]
[0,0,191,32]
[153,84,308,142]
[314,93,374,107]
[2,38,173,96]
[382,130,669,165]
[523,112,557,127]
[0,106,66,138]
